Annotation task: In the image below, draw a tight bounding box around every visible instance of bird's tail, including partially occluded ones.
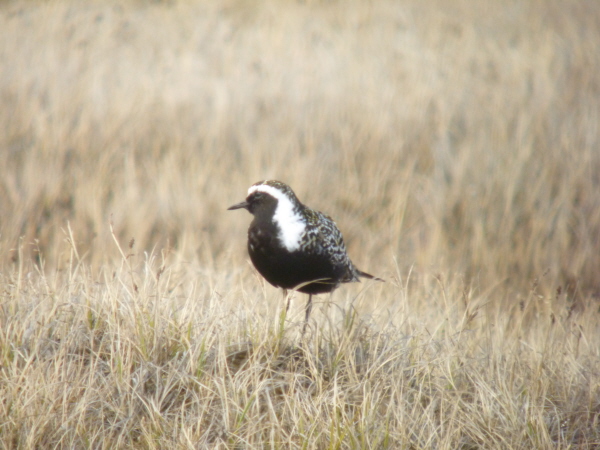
[357,269,384,282]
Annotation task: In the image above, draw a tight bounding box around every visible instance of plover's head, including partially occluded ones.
[228,180,306,251]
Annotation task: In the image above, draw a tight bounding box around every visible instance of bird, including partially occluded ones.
[228,180,382,333]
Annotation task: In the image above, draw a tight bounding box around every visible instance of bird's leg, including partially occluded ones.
[283,289,291,313]
[302,294,313,335]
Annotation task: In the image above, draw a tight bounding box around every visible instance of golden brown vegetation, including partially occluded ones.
[1,0,599,447]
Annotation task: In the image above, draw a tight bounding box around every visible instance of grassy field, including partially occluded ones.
[1,0,600,447]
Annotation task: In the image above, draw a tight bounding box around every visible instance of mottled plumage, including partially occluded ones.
[228,180,382,332]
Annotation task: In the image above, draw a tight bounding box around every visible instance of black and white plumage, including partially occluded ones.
[228,180,382,331]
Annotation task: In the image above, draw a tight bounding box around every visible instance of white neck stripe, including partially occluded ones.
[249,184,305,251]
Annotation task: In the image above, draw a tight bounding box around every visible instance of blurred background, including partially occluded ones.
[1,0,599,301]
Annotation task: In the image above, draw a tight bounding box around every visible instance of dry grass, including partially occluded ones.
[1,0,599,448]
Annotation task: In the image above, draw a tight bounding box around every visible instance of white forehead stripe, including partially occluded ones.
[249,184,305,251]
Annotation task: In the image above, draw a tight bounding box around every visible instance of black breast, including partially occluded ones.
[247,221,344,294]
